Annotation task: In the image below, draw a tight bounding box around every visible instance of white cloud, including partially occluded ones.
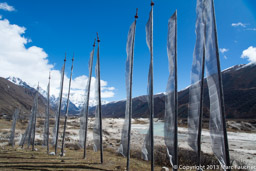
[220,48,228,59]
[247,28,256,31]
[107,87,115,91]
[102,86,115,91]
[220,48,229,53]
[101,91,115,98]
[0,17,115,105]
[0,2,15,12]
[241,46,256,63]
[231,22,246,27]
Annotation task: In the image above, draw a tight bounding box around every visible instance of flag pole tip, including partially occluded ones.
[93,38,96,47]
[72,53,74,61]
[64,53,67,61]
[97,32,100,42]
[135,8,138,19]
[151,0,154,6]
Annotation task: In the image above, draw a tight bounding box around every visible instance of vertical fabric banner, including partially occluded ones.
[43,81,50,148]
[31,86,39,150]
[27,106,35,148]
[28,89,38,149]
[19,120,28,146]
[204,0,228,168]
[93,44,101,152]
[188,0,229,169]
[79,49,94,147]
[9,109,20,147]
[61,56,74,156]
[93,35,103,164]
[188,0,205,154]
[46,77,50,153]
[53,65,64,147]
[79,108,86,147]
[79,45,95,158]
[142,7,154,162]
[19,109,33,147]
[55,62,65,154]
[43,107,48,146]
[119,21,136,157]
[52,111,58,146]
[164,11,177,168]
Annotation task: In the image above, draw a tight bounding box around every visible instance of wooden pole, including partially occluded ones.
[97,33,103,164]
[173,10,178,171]
[83,40,96,159]
[32,84,39,151]
[211,0,230,170]
[61,55,74,156]
[150,1,154,170]
[126,8,138,171]
[55,54,67,155]
[47,72,50,154]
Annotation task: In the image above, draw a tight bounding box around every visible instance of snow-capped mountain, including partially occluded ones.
[72,98,109,109]
[7,76,56,106]
[6,76,79,113]
[6,76,108,112]
[6,76,33,90]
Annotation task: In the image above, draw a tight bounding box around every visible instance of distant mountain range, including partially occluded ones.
[2,76,79,115]
[0,76,108,116]
[0,77,51,117]
[88,63,256,119]
[1,63,256,119]
[6,77,109,110]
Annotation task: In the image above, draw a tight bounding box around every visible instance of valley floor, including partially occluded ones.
[0,117,255,170]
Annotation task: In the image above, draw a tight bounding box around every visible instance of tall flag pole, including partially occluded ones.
[27,108,34,148]
[93,33,103,163]
[46,72,50,154]
[81,39,96,159]
[55,54,67,155]
[188,0,230,170]
[20,96,38,148]
[20,108,33,148]
[43,73,51,153]
[188,0,205,169]
[28,88,38,149]
[165,10,178,171]
[61,54,74,156]
[9,108,20,147]
[118,8,138,171]
[32,83,39,151]
[208,0,230,169]
[141,1,154,170]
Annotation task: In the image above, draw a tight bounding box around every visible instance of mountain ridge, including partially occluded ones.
[6,76,108,110]
[1,63,256,119]
[88,63,256,119]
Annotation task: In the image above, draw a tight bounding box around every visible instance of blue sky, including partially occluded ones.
[0,0,256,103]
